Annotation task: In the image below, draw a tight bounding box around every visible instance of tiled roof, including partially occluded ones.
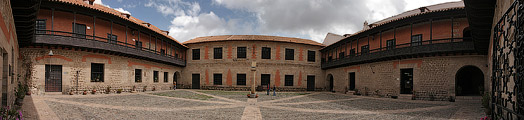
[329,1,465,47]
[46,0,187,48]
[184,35,324,46]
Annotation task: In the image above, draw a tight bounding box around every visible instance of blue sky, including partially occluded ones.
[97,0,460,43]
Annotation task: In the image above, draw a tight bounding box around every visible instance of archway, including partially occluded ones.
[173,71,181,88]
[463,27,472,42]
[455,66,484,96]
[327,74,334,91]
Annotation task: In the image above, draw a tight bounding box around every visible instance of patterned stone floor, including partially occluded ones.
[21,89,486,120]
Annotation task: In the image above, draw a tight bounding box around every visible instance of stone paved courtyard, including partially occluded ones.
[21,89,486,120]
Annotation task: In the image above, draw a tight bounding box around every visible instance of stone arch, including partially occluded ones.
[173,71,181,88]
[455,65,484,96]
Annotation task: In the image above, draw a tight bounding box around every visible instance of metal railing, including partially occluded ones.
[35,29,186,64]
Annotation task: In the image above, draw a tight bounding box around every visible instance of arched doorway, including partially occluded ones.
[173,71,181,88]
[463,27,472,41]
[456,66,484,96]
[327,74,334,91]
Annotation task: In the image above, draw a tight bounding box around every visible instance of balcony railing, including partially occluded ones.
[321,38,475,69]
[34,30,186,66]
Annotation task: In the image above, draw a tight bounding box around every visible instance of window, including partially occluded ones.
[107,34,118,44]
[73,23,86,38]
[411,34,422,46]
[214,74,222,85]
[285,75,293,86]
[386,39,396,50]
[350,49,356,56]
[91,63,104,82]
[160,49,166,55]
[153,71,159,83]
[262,47,271,59]
[192,49,200,60]
[135,69,142,82]
[285,48,294,60]
[261,74,270,86]
[361,45,369,54]
[36,19,46,34]
[135,41,142,49]
[307,50,315,62]
[328,56,333,62]
[237,74,246,85]
[214,47,222,59]
[164,72,168,83]
[237,47,246,58]
[339,52,345,59]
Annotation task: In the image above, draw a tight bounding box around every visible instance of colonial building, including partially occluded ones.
[320,1,488,100]
[0,0,495,103]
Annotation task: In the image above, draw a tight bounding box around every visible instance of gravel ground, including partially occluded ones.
[151,90,221,101]
[274,93,354,103]
[46,100,244,120]
[196,90,310,102]
[57,94,218,108]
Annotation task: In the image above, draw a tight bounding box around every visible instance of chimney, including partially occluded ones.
[121,13,131,18]
[161,30,169,35]
[418,7,429,12]
[363,21,370,30]
[142,23,151,27]
[83,0,96,5]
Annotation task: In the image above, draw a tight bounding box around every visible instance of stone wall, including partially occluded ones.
[325,55,488,100]
[0,0,19,107]
[20,48,182,94]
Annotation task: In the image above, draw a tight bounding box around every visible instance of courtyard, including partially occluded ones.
[19,90,485,120]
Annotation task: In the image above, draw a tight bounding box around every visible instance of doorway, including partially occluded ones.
[307,75,315,91]
[456,66,484,96]
[191,74,200,89]
[349,72,355,91]
[327,74,334,91]
[45,65,62,92]
[400,68,413,94]
[173,72,180,88]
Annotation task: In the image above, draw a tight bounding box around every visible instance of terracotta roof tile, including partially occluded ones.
[184,35,324,46]
[47,0,187,48]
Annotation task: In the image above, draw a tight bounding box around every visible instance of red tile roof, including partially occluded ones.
[47,0,187,48]
[184,35,324,46]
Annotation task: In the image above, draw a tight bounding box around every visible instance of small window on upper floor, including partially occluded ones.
[237,47,246,58]
[161,49,166,55]
[262,47,271,59]
[361,45,369,54]
[411,34,422,46]
[192,49,200,60]
[135,41,142,49]
[107,34,118,44]
[307,50,315,62]
[386,39,396,50]
[350,49,356,57]
[285,48,294,60]
[73,23,86,39]
[214,47,223,59]
[36,19,46,34]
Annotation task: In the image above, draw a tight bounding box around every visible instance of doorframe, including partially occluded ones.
[400,68,413,94]
[45,64,63,92]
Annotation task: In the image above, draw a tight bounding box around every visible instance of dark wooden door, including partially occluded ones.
[400,68,413,94]
[307,75,315,91]
[349,72,355,90]
[192,74,200,89]
[45,65,62,92]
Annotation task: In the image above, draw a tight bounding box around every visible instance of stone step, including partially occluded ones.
[455,96,482,102]
[397,94,413,100]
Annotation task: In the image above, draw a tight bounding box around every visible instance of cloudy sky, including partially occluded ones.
[97,0,460,43]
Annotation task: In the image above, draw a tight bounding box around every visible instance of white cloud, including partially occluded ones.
[115,8,131,15]
[148,0,462,42]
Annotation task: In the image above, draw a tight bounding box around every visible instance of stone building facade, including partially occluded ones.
[0,0,21,107]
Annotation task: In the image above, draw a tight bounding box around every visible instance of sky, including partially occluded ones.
[95,0,461,43]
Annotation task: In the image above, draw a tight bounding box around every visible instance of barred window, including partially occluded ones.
[307,50,315,62]
[214,74,222,85]
[237,74,246,85]
[153,71,159,82]
[350,49,356,56]
[261,74,271,86]
[285,48,294,60]
[164,72,168,83]
[285,75,293,86]
[262,47,271,59]
[237,47,246,58]
[36,19,46,34]
[214,47,222,59]
[160,49,166,55]
[107,34,118,44]
[91,63,104,82]
[192,49,200,60]
[135,69,142,82]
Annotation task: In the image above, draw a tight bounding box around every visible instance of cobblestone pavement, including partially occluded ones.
[23,89,486,120]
